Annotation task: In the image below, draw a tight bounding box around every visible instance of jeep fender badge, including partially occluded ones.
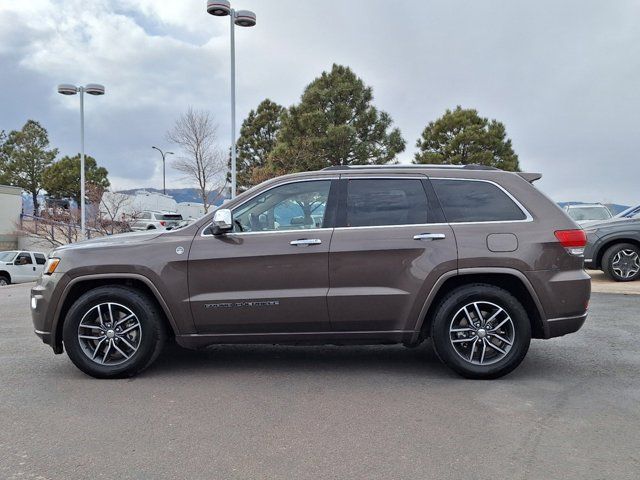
[176,246,185,255]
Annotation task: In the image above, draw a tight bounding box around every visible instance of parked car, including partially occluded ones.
[31,165,590,379]
[615,204,640,219]
[584,217,640,281]
[0,251,47,286]
[130,211,183,231]
[563,203,612,224]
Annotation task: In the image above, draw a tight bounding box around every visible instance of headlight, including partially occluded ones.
[43,258,60,275]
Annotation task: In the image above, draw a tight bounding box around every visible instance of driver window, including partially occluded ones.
[233,180,331,233]
[17,252,33,265]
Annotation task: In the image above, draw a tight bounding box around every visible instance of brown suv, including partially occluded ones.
[31,165,590,379]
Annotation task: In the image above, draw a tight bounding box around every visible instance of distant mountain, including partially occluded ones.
[117,187,229,206]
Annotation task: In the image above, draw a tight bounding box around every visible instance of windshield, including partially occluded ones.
[0,251,18,262]
[567,207,612,221]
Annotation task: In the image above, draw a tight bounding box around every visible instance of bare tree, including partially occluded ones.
[167,108,226,213]
[16,185,135,247]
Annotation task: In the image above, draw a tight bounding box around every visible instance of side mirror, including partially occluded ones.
[211,209,233,235]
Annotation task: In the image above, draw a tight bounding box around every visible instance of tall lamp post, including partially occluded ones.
[57,83,105,238]
[151,146,174,195]
[206,0,256,199]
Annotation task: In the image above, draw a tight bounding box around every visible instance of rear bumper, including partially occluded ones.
[543,312,588,338]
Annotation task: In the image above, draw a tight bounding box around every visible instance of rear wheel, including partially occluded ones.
[62,286,166,378]
[0,274,9,286]
[430,284,531,379]
[602,243,640,282]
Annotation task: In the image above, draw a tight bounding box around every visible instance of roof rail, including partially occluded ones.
[322,164,499,171]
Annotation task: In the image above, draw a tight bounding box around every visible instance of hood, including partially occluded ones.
[581,217,640,230]
[53,230,163,253]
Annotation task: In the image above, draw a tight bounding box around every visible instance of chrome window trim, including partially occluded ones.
[430,177,534,224]
[334,223,447,231]
[200,177,337,237]
[201,175,533,236]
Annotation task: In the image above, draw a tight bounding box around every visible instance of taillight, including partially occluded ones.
[160,221,166,226]
[555,229,587,256]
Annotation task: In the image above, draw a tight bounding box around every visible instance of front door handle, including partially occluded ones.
[290,238,322,246]
[413,233,446,241]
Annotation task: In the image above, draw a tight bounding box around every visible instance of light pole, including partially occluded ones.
[57,83,105,238]
[152,146,174,195]
[206,0,256,198]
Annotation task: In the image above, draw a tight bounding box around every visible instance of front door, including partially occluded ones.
[328,176,458,332]
[188,179,337,334]
[13,252,37,283]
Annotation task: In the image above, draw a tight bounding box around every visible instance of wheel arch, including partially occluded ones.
[412,268,546,343]
[595,237,640,269]
[0,270,11,283]
[52,274,178,353]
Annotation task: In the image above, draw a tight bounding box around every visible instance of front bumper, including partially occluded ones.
[30,272,67,354]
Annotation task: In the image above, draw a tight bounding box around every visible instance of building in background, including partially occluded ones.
[0,185,22,250]
[176,202,205,220]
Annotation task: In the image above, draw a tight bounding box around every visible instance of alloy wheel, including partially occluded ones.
[449,301,515,366]
[611,249,640,279]
[77,303,142,366]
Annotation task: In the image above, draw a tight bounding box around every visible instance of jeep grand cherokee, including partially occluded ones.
[31,165,590,379]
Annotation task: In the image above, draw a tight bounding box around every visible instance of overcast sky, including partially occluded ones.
[1,0,638,204]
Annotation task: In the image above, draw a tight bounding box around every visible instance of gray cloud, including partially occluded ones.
[0,0,638,204]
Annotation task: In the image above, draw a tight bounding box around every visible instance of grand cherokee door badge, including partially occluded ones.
[204,300,280,309]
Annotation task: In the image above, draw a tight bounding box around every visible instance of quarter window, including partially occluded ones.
[233,180,332,232]
[432,179,526,222]
[346,179,429,227]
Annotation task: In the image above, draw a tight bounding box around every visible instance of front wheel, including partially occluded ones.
[0,274,9,286]
[430,284,531,379]
[602,243,640,282]
[62,286,167,378]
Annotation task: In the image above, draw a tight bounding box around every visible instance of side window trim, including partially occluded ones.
[201,178,339,236]
[430,177,533,224]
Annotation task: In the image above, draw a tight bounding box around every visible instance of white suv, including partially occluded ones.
[0,251,47,286]
[130,211,183,231]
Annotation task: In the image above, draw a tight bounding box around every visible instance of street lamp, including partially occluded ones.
[151,146,174,195]
[206,0,256,198]
[57,83,105,238]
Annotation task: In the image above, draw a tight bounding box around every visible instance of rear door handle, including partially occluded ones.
[290,238,322,246]
[413,233,446,241]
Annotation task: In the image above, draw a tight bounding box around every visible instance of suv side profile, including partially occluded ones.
[31,165,590,379]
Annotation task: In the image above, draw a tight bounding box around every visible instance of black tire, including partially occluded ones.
[62,286,167,379]
[602,243,640,282]
[430,284,531,379]
[0,274,10,286]
[147,225,156,230]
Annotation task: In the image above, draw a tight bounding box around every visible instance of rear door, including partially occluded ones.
[328,175,457,332]
[33,253,47,278]
[188,178,338,334]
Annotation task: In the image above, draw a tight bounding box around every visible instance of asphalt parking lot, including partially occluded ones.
[1,283,639,480]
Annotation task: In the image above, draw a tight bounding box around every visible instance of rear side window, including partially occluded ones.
[346,179,429,227]
[34,253,46,265]
[432,179,526,223]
